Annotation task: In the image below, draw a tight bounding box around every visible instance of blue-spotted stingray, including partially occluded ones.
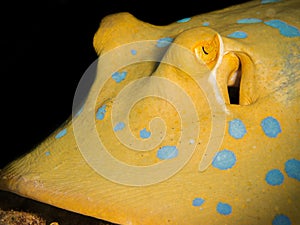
[1,0,300,224]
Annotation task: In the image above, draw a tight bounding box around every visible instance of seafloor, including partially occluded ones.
[0,190,117,225]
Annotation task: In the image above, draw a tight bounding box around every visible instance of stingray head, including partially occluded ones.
[1,1,300,224]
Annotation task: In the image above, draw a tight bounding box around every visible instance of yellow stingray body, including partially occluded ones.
[1,0,300,224]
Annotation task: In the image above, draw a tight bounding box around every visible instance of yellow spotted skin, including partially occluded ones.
[0,0,299,224]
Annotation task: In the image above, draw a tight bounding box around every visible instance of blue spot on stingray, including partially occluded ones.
[227,31,248,39]
[157,146,178,160]
[237,18,262,24]
[265,169,284,186]
[45,151,50,156]
[272,214,291,225]
[192,198,205,207]
[217,202,232,215]
[264,20,300,37]
[202,22,210,26]
[96,105,107,120]
[285,158,300,181]
[114,122,125,132]
[177,17,191,23]
[112,71,127,83]
[55,128,67,139]
[140,128,151,139]
[229,119,247,139]
[156,37,173,48]
[261,0,281,4]
[212,149,236,170]
[261,116,281,138]
[130,49,137,55]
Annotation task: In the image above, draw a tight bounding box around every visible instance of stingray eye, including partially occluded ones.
[194,34,220,69]
[202,46,209,55]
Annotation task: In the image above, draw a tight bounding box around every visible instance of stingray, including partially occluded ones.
[1,0,300,224]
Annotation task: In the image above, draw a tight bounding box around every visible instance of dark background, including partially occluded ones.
[1,0,250,168]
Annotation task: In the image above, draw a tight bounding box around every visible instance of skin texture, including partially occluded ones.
[1,0,299,224]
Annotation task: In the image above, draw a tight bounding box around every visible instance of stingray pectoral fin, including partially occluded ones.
[0,135,165,225]
[0,129,120,221]
[0,127,210,225]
